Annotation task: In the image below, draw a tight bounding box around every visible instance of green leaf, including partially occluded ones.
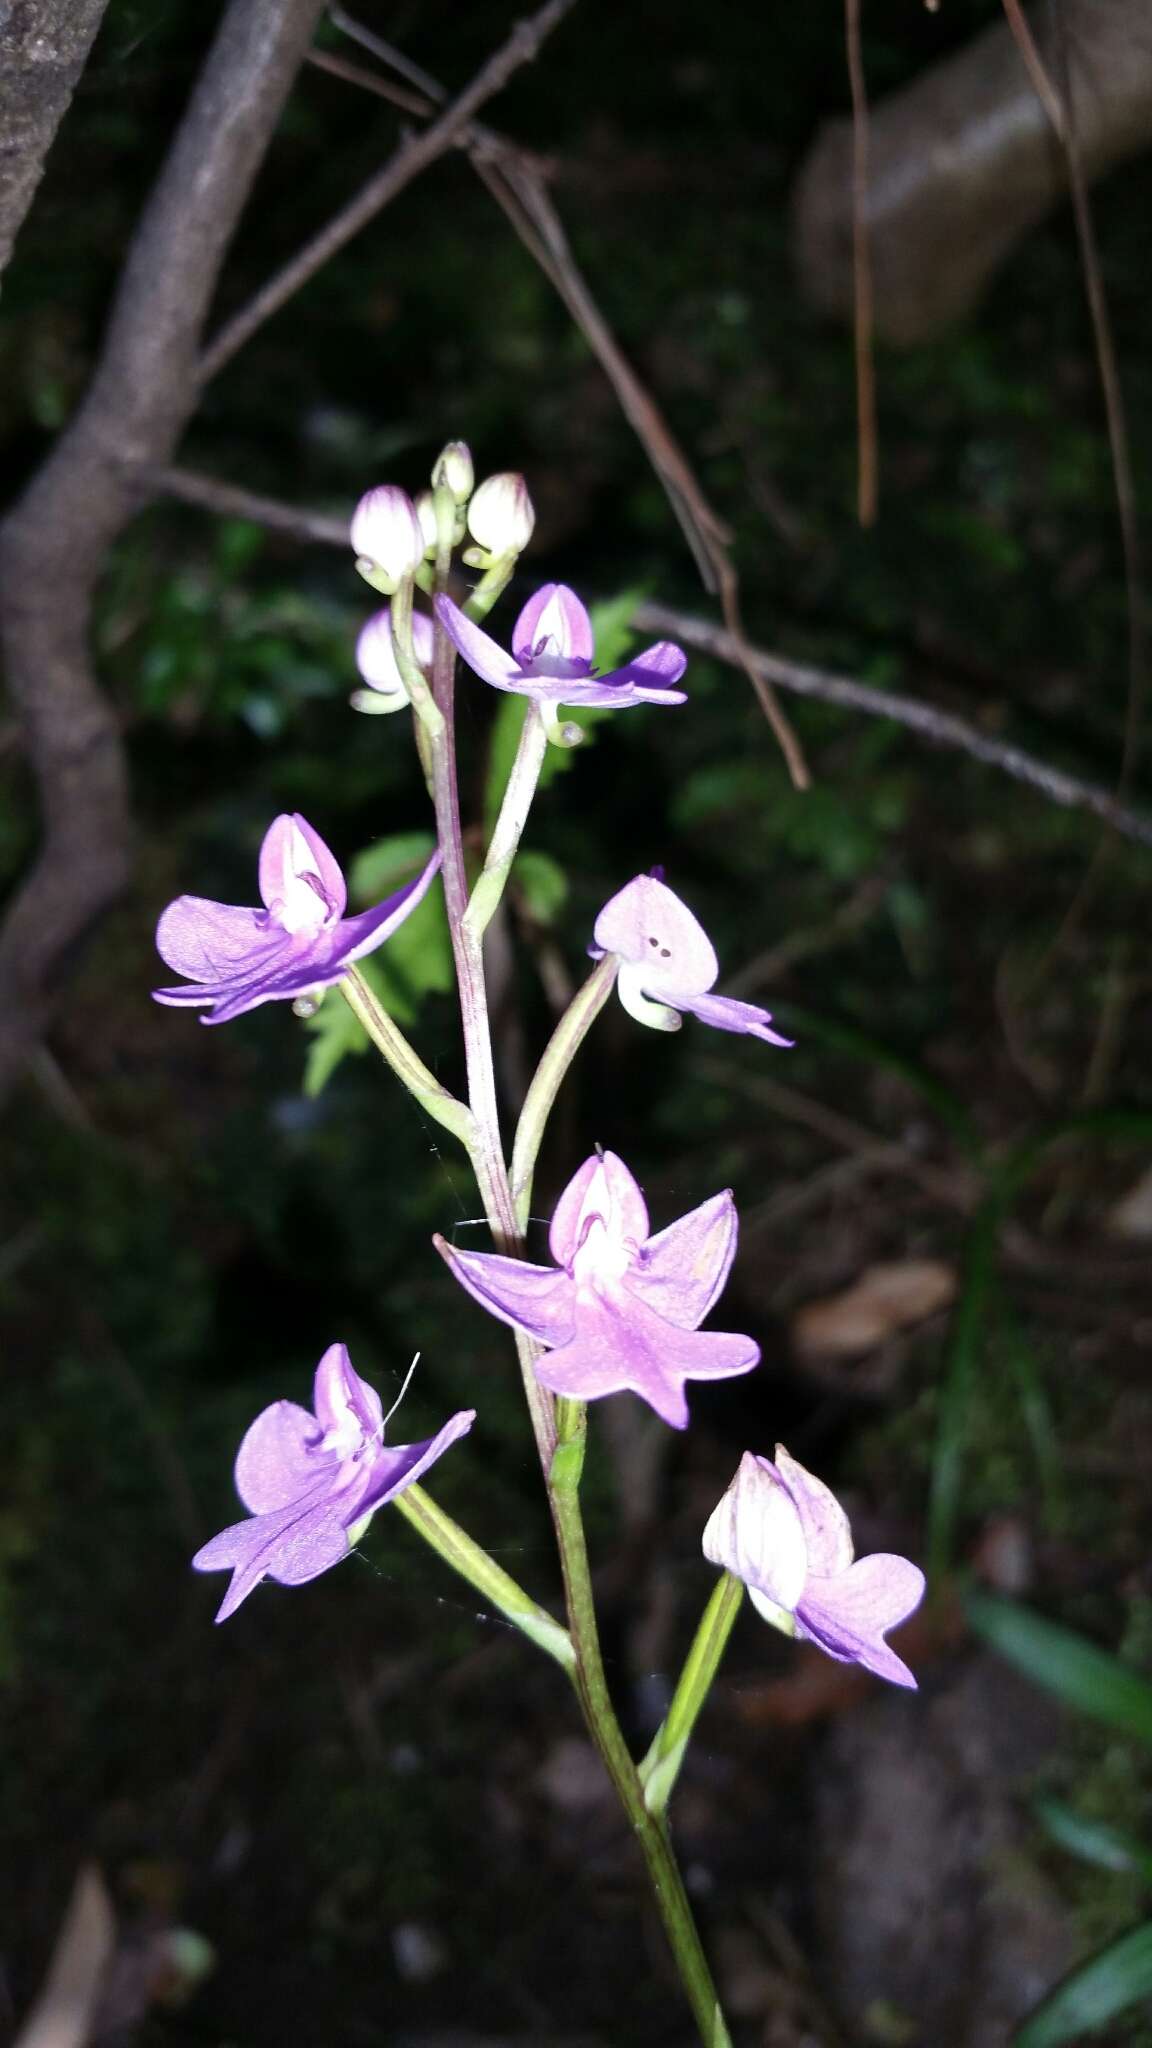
[1015,1922,1152,2046]
[513,849,568,924]
[1033,1796,1152,1882]
[966,1591,1152,1746]
[348,832,437,902]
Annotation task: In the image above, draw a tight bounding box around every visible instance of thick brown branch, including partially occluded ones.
[197,0,581,383]
[794,0,1152,343]
[150,464,1152,850]
[0,0,110,280]
[0,0,325,1105]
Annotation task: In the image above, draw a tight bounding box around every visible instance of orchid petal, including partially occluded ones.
[435,595,526,691]
[547,1151,650,1269]
[796,1554,926,1688]
[772,1446,854,1577]
[535,1283,759,1429]
[234,1400,324,1514]
[259,813,345,924]
[194,1491,351,1621]
[329,849,442,963]
[594,874,719,997]
[702,1453,809,1610]
[155,899,283,983]
[628,1190,737,1326]
[436,1241,575,1346]
[357,1409,476,1516]
[603,640,688,693]
[675,992,793,1046]
[513,583,593,667]
[312,1342,383,1445]
[615,969,684,1032]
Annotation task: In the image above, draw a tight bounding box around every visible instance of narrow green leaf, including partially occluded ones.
[514,849,568,924]
[1015,1922,1152,2046]
[1033,1796,1152,1882]
[967,1591,1152,1747]
[348,831,437,902]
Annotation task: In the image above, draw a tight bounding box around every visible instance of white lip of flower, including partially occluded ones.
[571,1214,634,1286]
[616,960,683,1032]
[269,862,331,939]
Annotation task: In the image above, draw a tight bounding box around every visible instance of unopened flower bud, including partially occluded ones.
[350,485,426,588]
[432,440,474,504]
[466,472,535,558]
[354,606,434,714]
[414,490,439,555]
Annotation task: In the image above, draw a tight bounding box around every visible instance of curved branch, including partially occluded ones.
[0,0,325,1104]
[0,0,110,281]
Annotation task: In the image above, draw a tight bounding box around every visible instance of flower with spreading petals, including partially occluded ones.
[352,607,435,714]
[153,813,440,1025]
[703,1447,925,1687]
[591,870,792,1043]
[436,1150,758,1429]
[434,584,687,726]
[192,1343,475,1621]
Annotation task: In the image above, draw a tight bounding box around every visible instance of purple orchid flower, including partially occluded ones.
[703,1447,925,1688]
[435,1150,759,1429]
[153,813,440,1025]
[353,606,435,712]
[433,584,688,718]
[192,1343,475,1622]
[591,871,792,1044]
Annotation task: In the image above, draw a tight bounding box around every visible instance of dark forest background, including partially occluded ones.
[3,1,1152,2042]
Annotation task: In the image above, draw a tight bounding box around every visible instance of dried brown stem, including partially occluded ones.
[149,463,1152,849]
[0,0,326,1104]
[197,0,581,383]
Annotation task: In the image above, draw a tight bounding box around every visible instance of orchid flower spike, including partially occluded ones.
[703,1448,926,1688]
[591,870,792,1043]
[153,813,440,1024]
[436,1150,758,1429]
[192,1343,474,1621]
[352,606,435,715]
[434,584,687,736]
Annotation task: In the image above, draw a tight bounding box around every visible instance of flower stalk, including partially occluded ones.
[392,1482,575,1672]
[639,1571,745,1817]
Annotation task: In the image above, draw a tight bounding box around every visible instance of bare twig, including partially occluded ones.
[326,12,810,789]
[0,0,326,1105]
[197,0,581,383]
[844,0,878,526]
[1000,0,1146,901]
[148,464,1152,849]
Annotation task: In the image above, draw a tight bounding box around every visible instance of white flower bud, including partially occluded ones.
[432,440,474,503]
[350,486,426,586]
[466,472,535,558]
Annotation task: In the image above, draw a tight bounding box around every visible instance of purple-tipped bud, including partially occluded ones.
[350,485,426,584]
[433,440,474,503]
[467,472,535,557]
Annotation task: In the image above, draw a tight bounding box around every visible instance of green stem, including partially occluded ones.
[549,1405,733,2048]
[464,703,549,943]
[341,967,475,1149]
[392,1483,575,1673]
[639,1573,745,1818]
[510,955,619,1227]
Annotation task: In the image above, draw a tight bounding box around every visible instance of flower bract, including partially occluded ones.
[592,871,792,1042]
[434,584,687,720]
[703,1447,925,1687]
[153,812,440,1024]
[436,1150,759,1429]
[192,1343,475,1621]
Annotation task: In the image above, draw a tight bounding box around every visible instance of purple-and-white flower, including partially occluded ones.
[591,871,792,1044]
[703,1447,925,1688]
[434,584,687,720]
[353,606,436,713]
[153,812,440,1025]
[436,1150,759,1429]
[192,1343,475,1622]
[465,471,535,558]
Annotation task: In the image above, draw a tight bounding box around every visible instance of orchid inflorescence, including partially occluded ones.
[155,445,924,2046]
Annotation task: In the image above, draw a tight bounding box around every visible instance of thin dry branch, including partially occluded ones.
[322,13,810,789]
[0,0,326,1104]
[197,0,581,384]
[150,463,1152,850]
[844,0,878,527]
